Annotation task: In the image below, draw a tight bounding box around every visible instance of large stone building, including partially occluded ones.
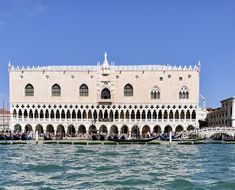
[206,97,235,127]
[0,108,10,131]
[9,53,200,137]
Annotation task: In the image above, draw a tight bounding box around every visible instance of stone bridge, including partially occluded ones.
[196,127,235,139]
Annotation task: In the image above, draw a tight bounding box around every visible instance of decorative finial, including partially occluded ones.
[104,52,108,62]
[8,60,11,67]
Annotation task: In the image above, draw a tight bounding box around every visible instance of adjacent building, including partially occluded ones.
[0,108,10,131]
[9,53,201,137]
[206,97,235,127]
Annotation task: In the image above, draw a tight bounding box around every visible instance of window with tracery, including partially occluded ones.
[179,86,189,99]
[79,84,89,96]
[25,84,34,96]
[151,86,160,99]
[52,84,61,96]
[124,84,133,96]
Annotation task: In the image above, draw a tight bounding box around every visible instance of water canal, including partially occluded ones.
[0,144,235,189]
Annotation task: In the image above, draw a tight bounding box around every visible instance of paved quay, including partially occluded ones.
[0,139,234,145]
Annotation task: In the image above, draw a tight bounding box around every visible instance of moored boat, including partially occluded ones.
[21,133,33,140]
[0,135,6,140]
[109,136,158,143]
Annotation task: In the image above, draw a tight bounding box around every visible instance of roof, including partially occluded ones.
[0,108,10,114]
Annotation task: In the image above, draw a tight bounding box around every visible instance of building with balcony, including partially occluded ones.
[206,97,235,127]
[9,53,200,137]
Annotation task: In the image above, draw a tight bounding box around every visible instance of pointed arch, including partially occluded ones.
[120,110,124,119]
[153,125,161,134]
[56,110,60,119]
[45,110,49,118]
[52,84,61,96]
[66,110,71,119]
[61,110,65,119]
[99,125,108,134]
[29,109,33,118]
[175,125,184,132]
[93,110,97,121]
[142,125,150,138]
[131,110,135,120]
[13,109,17,118]
[101,88,111,99]
[14,124,22,132]
[124,84,133,96]
[50,110,55,119]
[72,110,76,119]
[56,125,65,137]
[36,124,44,135]
[40,110,44,118]
[151,86,160,99]
[164,125,172,133]
[34,109,38,118]
[24,110,28,118]
[89,125,97,134]
[131,125,140,138]
[180,110,185,119]
[25,124,32,132]
[158,110,162,119]
[82,110,87,119]
[88,110,92,119]
[169,110,173,119]
[104,110,108,120]
[136,110,140,119]
[78,125,86,134]
[46,125,54,133]
[115,110,119,120]
[67,125,76,137]
[186,110,190,119]
[175,110,179,119]
[147,110,151,119]
[18,109,22,118]
[179,86,189,99]
[98,110,103,121]
[77,110,81,119]
[125,110,130,120]
[142,110,146,120]
[121,125,128,134]
[192,110,196,119]
[25,84,34,96]
[79,84,89,96]
[164,110,168,119]
[110,125,118,136]
[109,110,113,121]
[153,110,157,119]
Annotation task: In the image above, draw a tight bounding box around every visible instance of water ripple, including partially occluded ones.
[1,144,235,189]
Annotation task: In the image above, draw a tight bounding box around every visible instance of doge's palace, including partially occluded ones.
[9,53,200,137]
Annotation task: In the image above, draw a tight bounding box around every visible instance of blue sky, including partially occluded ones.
[0,0,235,108]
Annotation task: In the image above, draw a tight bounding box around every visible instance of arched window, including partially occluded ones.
[25,84,34,96]
[52,84,61,96]
[79,84,88,96]
[151,86,160,99]
[101,88,111,99]
[124,84,133,96]
[179,86,189,99]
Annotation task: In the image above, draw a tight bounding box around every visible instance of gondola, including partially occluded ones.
[5,135,14,140]
[21,134,32,140]
[13,135,21,140]
[44,136,52,140]
[109,135,159,143]
[0,135,6,140]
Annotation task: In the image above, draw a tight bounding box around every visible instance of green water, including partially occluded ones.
[0,144,235,189]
